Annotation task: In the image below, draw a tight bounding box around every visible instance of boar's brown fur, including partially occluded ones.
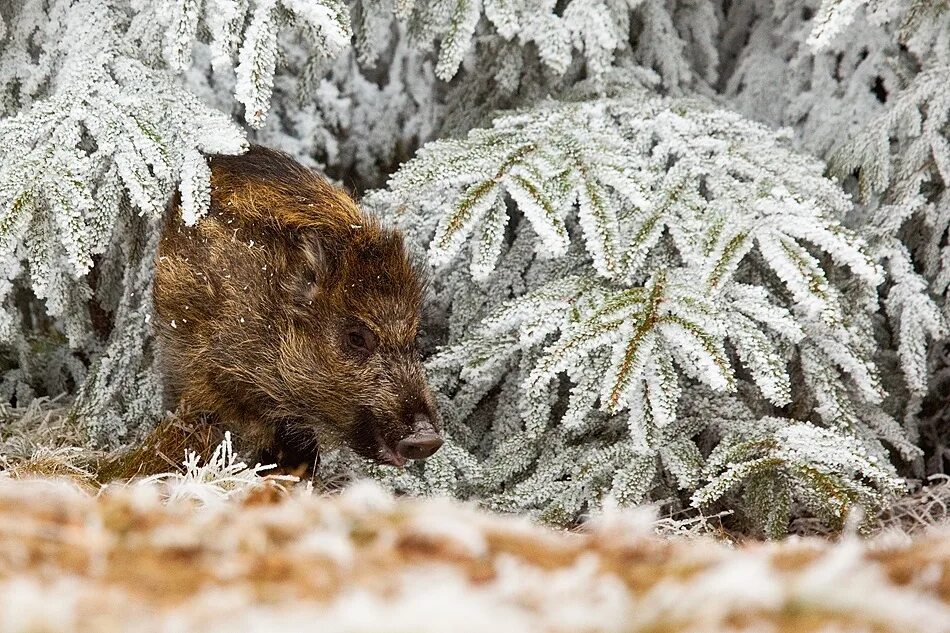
[153,145,441,470]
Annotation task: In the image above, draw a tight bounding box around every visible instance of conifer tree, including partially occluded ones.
[1,0,948,535]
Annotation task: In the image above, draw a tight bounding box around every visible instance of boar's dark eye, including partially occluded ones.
[345,325,377,354]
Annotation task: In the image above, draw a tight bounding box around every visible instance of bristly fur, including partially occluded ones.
[153,145,438,468]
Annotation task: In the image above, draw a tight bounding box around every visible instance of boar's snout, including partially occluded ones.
[396,413,443,460]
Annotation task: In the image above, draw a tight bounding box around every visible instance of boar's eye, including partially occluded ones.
[345,325,377,355]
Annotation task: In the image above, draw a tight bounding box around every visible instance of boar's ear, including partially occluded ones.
[291,230,330,302]
[298,229,326,275]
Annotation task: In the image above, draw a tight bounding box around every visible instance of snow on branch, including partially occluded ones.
[360,84,905,534]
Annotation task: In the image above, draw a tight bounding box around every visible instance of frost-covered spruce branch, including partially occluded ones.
[259,0,701,193]
[357,0,646,82]
[129,0,352,127]
[0,0,249,440]
[0,0,354,441]
[807,0,948,51]
[346,0,716,134]
[692,418,903,538]
[719,0,948,479]
[2,0,946,538]
[344,85,912,534]
[818,2,949,402]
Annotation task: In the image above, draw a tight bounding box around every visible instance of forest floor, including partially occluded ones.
[3,399,950,632]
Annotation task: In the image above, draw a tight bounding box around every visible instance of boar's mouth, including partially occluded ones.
[353,407,407,467]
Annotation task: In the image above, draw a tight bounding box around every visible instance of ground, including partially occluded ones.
[3,463,950,631]
[4,400,950,632]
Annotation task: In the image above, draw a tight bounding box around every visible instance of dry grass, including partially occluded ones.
[0,397,85,454]
[96,415,226,482]
[0,401,313,484]
[5,400,950,631]
[0,477,949,632]
[875,475,950,535]
[4,398,950,537]
[0,397,100,488]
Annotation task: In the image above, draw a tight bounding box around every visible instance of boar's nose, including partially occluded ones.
[396,414,443,460]
[396,434,443,460]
